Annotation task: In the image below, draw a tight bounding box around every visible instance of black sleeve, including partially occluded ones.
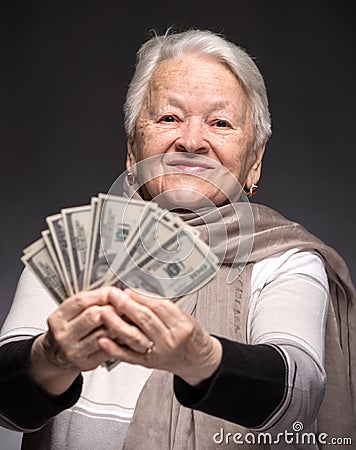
[173,336,287,428]
[0,336,83,430]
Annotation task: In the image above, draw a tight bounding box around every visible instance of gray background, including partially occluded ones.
[0,1,355,448]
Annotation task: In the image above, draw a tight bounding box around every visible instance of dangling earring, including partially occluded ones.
[127,172,135,185]
[246,183,258,197]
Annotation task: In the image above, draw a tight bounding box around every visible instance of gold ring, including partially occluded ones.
[145,341,155,354]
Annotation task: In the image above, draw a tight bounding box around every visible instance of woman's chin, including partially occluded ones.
[156,188,214,210]
[143,178,230,209]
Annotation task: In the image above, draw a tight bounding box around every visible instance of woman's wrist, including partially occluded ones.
[29,334,81,397]
[177,336,223,387]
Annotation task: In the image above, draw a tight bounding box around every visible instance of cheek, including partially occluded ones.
[137,132,165,159]
[216,136,254,178]
[217,148,244,177]
[135,120,175,154]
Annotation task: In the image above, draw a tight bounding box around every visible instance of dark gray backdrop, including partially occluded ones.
[0,1,355,448]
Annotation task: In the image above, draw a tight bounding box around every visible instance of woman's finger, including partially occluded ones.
[125,289,188,329]
[57,286,119,322]
[48,303,115,349]
[98,337,154,366]
[65,304,116,341]
[100,308,152,354]
[107,289,169,341]
[72,326,110,359]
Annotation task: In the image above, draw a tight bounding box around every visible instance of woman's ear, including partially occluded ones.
[245,139,267,189]
[126,139,137,170]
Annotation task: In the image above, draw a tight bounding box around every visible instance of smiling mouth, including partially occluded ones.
[167,160,214,174]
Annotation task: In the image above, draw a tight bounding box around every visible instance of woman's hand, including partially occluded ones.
[30,286,152,396]
[98,289,223,387]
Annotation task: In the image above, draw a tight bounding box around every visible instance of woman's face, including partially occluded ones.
[128,54,264,207]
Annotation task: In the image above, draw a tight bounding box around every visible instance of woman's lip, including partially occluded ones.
[167,160,214,173]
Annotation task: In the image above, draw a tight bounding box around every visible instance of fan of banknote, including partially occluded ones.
[21,193,220,304]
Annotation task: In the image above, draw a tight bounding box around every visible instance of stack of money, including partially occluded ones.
[22,193,220,370]
[21,193,220,304]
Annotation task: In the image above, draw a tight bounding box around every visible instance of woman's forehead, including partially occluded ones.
[146,56,247,110]
[150,54,240,87]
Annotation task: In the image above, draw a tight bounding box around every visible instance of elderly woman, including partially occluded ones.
[0,29,355,449]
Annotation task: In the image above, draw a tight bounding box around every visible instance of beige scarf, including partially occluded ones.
[122,201,355,449]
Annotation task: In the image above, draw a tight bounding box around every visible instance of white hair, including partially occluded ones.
[124,28,272,149]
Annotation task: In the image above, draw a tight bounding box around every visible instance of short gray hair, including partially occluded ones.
[124,28,272,149]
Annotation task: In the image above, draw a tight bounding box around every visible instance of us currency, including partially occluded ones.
[82,196,99,289]
[41,229,70,296]
[62,204,92,293]
[46,213,74,297]
[21,193,221,370]
[87,193,160,288]
[105,208,190,285]
[120,227,219,299]
[21,238,67,303]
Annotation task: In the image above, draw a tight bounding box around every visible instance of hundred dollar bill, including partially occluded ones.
[82,197,99,290]
[120,228,219,299]
[88,194,159,288]
[105,208,186,285]
[62,204,92,293]
[85,195,105,288]
[46,213,74,296]
[21,238,67,303]
[125,207,199,261]
[41,229,71,296]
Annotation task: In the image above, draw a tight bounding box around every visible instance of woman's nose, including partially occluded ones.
[174,119,209,153]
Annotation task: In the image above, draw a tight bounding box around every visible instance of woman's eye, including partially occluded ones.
[214,120,230,128]
[159,115,176,122]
